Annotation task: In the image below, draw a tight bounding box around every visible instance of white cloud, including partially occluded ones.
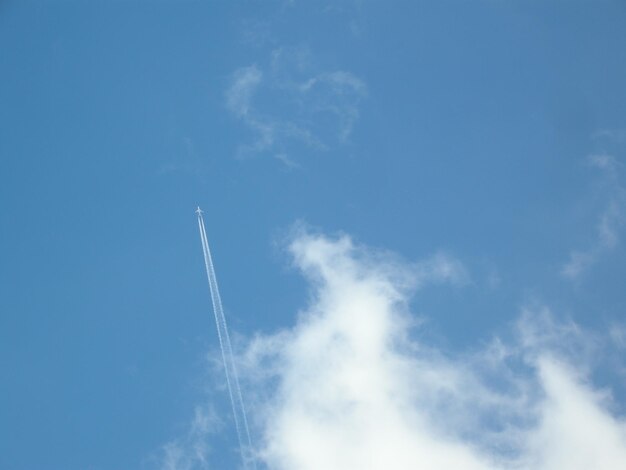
[158,405,219,470]
[270,47,367,142]
[225,65,281,156]
[159,229,626,469]
[414,251,470,286]
[273,153,301,170]
[225,49,367,163]
[237,229,626,470]
[561,154,626,280]
[296,70,367,141]
[592,129,626,144]
[239,19,274,49]
[226,65,263,119]
[523,357,626,469]
[589,154,620,173]
[609,323,626,350]
[225,63,322,159]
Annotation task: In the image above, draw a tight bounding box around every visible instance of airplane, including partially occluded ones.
[196,206,203,215]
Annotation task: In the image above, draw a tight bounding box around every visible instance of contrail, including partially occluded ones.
[196,207,256,469]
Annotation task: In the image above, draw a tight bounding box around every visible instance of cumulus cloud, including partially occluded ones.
[160,228,626,469]
[561,154,626,279]
[236,229,626,470]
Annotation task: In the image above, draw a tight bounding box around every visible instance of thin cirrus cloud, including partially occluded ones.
[592,129,626,144]
[235,228,626,470]
[225,48,367,164]
[269,46,367,144]
[225,65,277,155]
[561,154,626,280]
[158,405,218,470]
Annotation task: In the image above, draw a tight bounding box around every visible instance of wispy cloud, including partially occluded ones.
[270,47,367,143]
[158,137,207,177]
[239,19,274,49]
[561,154,626,279]
[609,323,626,350]
[592,128,626,145]
[295,70,367,141]
[226,65,263,120]
[158,405,219,470]
[320,1,367,38]
[235,229,626,470]
[225,65,281,157]
[273,152,301,170]
[225,47,367,164]
[414,251,470,286]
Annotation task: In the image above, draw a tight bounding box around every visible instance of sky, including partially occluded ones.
[1,1,626,469]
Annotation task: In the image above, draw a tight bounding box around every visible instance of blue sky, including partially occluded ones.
[2,1,626,469]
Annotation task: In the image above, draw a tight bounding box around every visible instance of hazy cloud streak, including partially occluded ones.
[225,48,366,163]
[562,154,626,279]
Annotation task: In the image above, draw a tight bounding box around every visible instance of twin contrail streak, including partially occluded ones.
[196,207,256,469]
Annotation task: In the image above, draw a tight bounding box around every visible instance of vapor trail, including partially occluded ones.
[196,209,256,469]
